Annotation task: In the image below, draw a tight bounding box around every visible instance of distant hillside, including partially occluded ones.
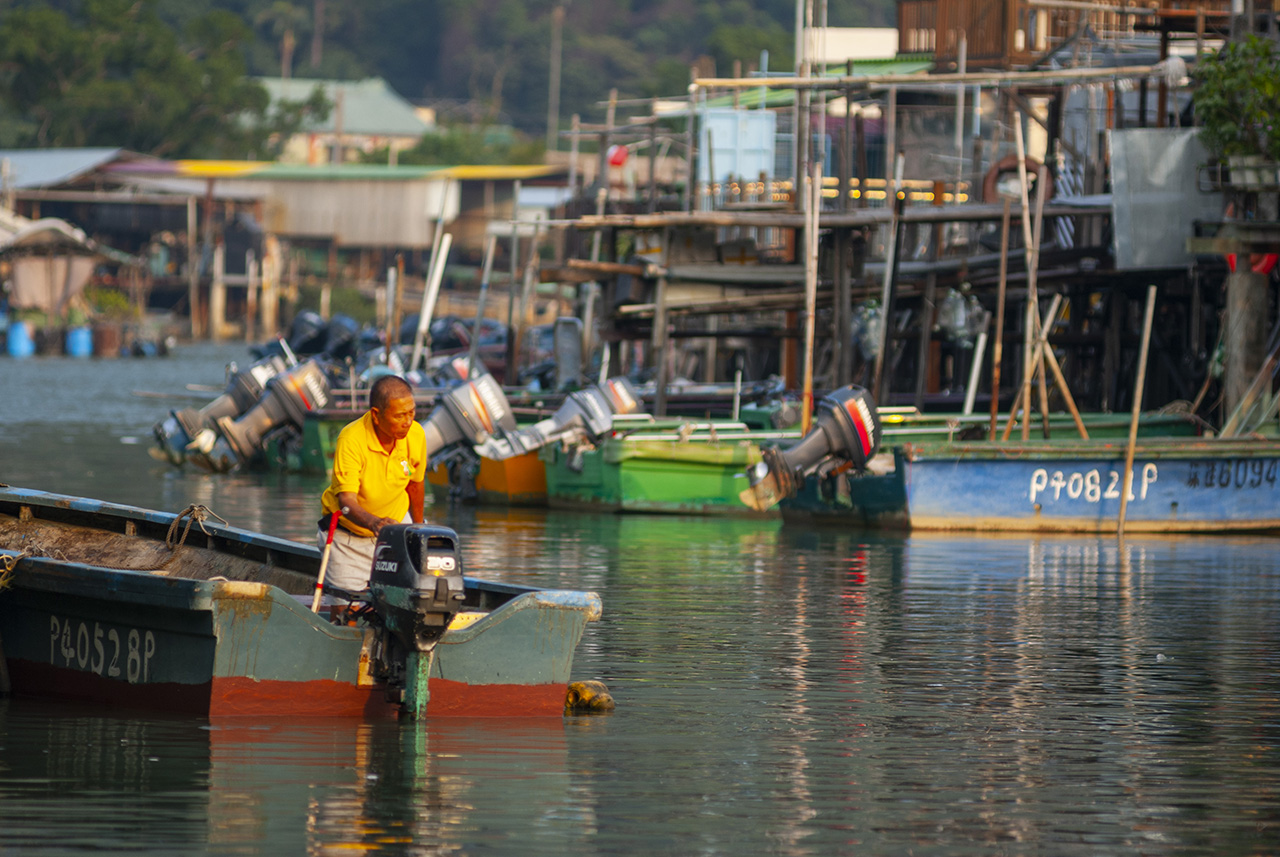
[153,0,897,134]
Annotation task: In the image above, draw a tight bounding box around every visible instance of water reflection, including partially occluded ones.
[4,348,1280,853]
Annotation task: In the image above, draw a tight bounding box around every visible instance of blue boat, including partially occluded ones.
[897,438,1280,533]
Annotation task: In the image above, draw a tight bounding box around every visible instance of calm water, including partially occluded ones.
[1,344,1279,855]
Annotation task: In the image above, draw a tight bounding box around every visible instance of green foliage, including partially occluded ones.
[258,84,332,160]
[297,283,377,325]
[0,0,903,150]
[1193,36,1280,161]
[384,124,545,166]
[0,0,270,157]
[83,285,136,319]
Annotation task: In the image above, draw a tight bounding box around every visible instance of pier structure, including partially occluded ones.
[540,1,1279,433]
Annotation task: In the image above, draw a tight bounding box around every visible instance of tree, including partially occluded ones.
[384,123,545,166]
[0,0,272,158]
[255,1,310,79]
[1193,35,1280,162]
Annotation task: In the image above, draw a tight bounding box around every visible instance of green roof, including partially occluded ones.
[257,77,429,137]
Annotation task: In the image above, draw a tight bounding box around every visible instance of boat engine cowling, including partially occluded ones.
[421,373,518,456]
[186,359,332,472]
[153,356,287,465]
[369,524,467,652]
[473,377,641,460]
[740,385,882,512]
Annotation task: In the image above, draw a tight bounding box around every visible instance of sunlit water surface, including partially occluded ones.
[1,344,1278,855]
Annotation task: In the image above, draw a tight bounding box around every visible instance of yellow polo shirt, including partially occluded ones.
[321,411,427,537]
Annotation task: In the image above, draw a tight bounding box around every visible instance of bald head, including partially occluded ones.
[369,375,413,412]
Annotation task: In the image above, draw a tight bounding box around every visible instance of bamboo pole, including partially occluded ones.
[988,199,1011,439]
[872,152,905,403]
[409,233,452,372]
[1013,115,1037,440]
[1118,285,1157,533]
[802,163,821,434]
[467,233,498,377]
[1004,294,1061,440]
[1030,164,1051,438]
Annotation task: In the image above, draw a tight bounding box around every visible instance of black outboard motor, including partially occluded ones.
[186,359,333,472]
[739,385,882,512]
[152,355,287,465]
[420,372,518,456]
[368,524,467,653]
[472,377,641,461]
[286,310,331,355]
[323,314,361,362]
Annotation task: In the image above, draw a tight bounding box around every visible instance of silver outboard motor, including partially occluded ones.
[186,359,332,472]
[473,377,641,461]
[368,524,467,653]
[740,385,882,511]
[420,372,518,456]
[152,355,287,465]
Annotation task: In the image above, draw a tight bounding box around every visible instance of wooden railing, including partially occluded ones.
[897,0,1240,68]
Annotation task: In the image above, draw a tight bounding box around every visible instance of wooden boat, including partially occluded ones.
[897,436,1280,532]
[778,410,1204,527]
[540,418,799,516]
[768,431,1280,533]
[426,450,548,506]
[876,408,1201,442]
[0,486,601,718]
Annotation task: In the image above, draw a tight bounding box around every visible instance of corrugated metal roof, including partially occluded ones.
[257,77,429,137]
[247,163,566,182]
[252,163,446,181]
[0,148,128,189]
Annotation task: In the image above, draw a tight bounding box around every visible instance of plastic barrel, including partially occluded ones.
[92,322,121,358]
[7,321,34,358]
[65,325,92,358]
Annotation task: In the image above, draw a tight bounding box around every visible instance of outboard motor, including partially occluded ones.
[186,359,332,472]
[152,355,287,465]
[323,314,361,362]
[368,524,467,653]
[472,377,641,461]
[420,372,518,456]
[286,310,330,355]
[739,385,882,512]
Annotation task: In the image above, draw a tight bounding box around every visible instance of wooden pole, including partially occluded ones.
[467,233,498,377]
[186,196,201,340]
[1004,293,1060,441]
[1118,285,1157,533]
[1013,115,1036,440]
[1030,164,1051,438]
[872,152,905,403]
[988,198,1011,439]
[802,163,821,433]
[409,233,452,372]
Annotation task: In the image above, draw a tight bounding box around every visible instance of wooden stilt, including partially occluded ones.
[1119,285,1158,533]
[989,199,1012,440]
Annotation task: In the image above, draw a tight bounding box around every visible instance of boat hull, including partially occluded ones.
[0,488,600,717]
[541,437,774,516]
[427,450,548,506]
[902,439,1280,532]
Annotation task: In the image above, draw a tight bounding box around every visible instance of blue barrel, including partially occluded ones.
[65,325,92,358]
[7,321,34,358]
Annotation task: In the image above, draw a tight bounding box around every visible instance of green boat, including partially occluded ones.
[540,418,799,516]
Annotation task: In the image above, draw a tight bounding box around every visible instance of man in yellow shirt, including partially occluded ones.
[317,373,426,594]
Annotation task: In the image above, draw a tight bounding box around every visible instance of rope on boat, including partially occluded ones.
[0,551,17,591]
[165,504,228,552]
